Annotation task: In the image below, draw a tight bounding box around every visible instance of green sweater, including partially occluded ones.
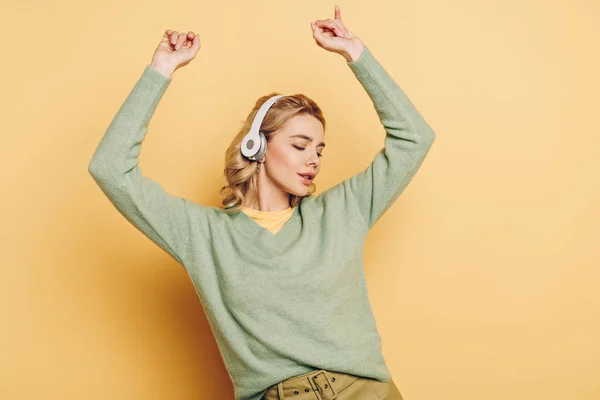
[88,45,436,400]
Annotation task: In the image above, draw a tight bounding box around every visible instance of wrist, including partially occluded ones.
[150,61,175,78]
[342,41,365,63]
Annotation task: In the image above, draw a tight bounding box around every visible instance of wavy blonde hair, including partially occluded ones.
[219,92,326,214]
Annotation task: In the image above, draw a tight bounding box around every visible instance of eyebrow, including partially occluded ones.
[289,134,326,148]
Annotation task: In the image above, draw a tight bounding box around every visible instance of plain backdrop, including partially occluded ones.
[1,0,599,399]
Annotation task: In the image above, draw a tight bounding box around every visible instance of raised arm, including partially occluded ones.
[312,6,436,230]
[88,29,203,266]
[342,45,436,229]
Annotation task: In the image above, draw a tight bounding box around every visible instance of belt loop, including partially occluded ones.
[277,381,285,399]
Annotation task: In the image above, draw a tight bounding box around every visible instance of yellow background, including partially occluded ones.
[2,0,599,399]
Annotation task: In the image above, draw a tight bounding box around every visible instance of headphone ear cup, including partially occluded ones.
[254,131,267,161]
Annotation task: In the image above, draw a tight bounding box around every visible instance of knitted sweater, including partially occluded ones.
[88,45,436,400]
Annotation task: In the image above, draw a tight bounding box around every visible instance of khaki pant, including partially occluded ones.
[263,369,404,400]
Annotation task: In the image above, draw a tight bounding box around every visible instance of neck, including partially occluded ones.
[243,178,291,212]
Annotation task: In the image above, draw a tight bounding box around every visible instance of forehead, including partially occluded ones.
[281,114,325,146]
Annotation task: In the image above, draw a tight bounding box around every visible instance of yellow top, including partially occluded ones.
[240,205,296,234]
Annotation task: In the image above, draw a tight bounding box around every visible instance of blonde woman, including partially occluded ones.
[89,4,435,400]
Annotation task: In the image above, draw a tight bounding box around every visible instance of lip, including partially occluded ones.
[297,173,314,185]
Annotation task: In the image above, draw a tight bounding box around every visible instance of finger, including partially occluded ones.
[185,32,197,49]
[331,19,349,38]
[315,19,345,38]
[176,33,186,49]
[311,22,318,36]
[311,22,327,44]
[334,4,342,21]
[334,19,351,38]
[184,31,195,48]
[325,19,346,38]
[334,6,351,37]
[170,31,179,45]
[182,31,192,48]
[191,33,201,51]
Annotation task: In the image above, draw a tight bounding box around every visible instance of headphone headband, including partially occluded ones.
[241,95,285,160]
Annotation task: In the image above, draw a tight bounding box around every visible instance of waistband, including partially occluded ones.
[264,369,359,400]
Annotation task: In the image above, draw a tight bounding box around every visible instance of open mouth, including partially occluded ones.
[297,173,314,185]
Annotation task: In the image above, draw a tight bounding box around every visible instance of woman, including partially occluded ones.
[88,5,435,400]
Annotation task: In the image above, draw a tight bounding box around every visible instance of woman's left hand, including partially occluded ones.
[311,5,364,62]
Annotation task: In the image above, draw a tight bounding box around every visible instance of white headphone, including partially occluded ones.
[240,95,286,161]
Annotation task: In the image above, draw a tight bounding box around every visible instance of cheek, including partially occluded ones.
[269,146,300,170]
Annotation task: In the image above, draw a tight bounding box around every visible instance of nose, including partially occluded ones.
[307,154,320,168]
[304,147,321,170]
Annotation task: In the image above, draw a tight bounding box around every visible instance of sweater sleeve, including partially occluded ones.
[87,65,193,267]
[341,45,436,230]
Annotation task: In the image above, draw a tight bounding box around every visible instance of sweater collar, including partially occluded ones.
[230,203,303,250]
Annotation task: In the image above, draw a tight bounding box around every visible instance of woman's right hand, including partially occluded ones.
[150,29,201,77]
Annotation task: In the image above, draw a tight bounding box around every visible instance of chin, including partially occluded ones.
[288,185,309,197]
[289,189,307,197]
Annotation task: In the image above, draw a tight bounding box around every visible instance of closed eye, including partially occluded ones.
[293,145,323,158]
